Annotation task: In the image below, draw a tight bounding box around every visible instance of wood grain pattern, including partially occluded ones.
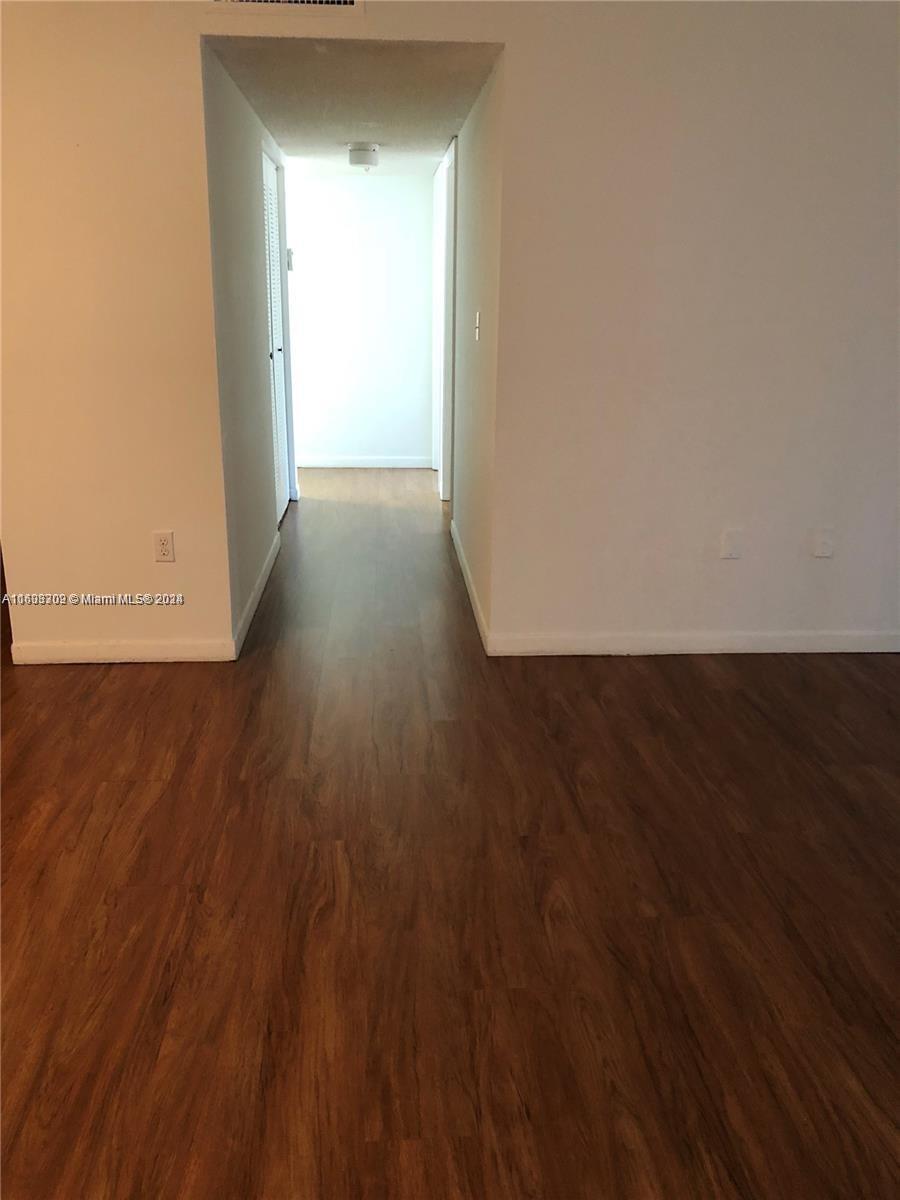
[3,469,899,1199]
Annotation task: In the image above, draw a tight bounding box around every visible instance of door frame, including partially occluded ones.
[432,138,457,503]
[262,151,298,513]
[274,159,299,502]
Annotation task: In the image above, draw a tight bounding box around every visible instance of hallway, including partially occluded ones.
[2,471,898,1198]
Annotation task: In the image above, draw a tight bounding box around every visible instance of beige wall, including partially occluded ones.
[201,43,283,643]
[3,2,897,661]
[450,60,504,633]
[2,0,233,661]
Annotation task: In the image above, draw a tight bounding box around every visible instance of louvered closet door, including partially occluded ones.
[263,154,290,520]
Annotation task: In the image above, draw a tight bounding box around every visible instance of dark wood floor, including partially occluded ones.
[3,469,899,1199]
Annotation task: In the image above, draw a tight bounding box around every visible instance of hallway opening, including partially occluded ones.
[202,35,503,656]
[285,147,451,493]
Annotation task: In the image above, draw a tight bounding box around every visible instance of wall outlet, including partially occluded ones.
[154,530,175,563]
[813,527,835,558]
[719,528,743,560]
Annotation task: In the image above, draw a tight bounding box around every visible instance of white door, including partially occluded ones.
[263,154,290,520]
[431,140,457,502]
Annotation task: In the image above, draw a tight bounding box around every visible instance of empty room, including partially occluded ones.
[2,2,898,1198]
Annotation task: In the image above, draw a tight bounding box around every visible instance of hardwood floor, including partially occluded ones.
[3,468,899,1199]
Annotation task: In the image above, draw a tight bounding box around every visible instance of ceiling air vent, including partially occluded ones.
[212,0,365,20]
[216,1,357,6]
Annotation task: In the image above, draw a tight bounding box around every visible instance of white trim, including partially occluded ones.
[483,628,900,657]
[440,138,457,503]
[232,530,281,655]
[449,519,489,652]
[11,637,236,665]
[431,139,456,502]
[11,531,283,665]
[298,456,433,469]
[262,152,291,519]
[273,159,299,503]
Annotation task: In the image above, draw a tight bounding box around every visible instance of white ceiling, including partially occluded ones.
[207,36,502,169]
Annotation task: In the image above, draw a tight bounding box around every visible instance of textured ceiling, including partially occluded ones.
[207,36,502,167]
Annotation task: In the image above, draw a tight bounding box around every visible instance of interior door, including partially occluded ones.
[263,153,290,520]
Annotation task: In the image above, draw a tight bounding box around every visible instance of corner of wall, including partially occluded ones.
[231,529,281,654]
[449,519,491,652]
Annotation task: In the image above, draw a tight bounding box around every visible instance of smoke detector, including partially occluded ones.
[348,143,378,170]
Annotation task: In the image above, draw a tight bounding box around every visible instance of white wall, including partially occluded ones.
[488,1,899,654]
[286,163,433,469]
[202,44,286,648]
[4,2,897,662]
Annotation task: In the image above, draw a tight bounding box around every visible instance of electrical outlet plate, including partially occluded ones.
[719,528,742,560]
[154,530,175,563]
[813,527,835,558]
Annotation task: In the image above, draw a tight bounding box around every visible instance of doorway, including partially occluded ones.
[201,35,503,653]
[284,148,454,493]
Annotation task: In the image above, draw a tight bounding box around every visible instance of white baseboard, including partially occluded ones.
[11,637,237,665]
[448,526,898,657]
[449,519,490,652]
[10,532,282,666]
[232,530,281,656]
[298,456,433,469]
[484,628,900,657]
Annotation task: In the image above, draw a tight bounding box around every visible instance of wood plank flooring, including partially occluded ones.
[3,468,899,1199]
